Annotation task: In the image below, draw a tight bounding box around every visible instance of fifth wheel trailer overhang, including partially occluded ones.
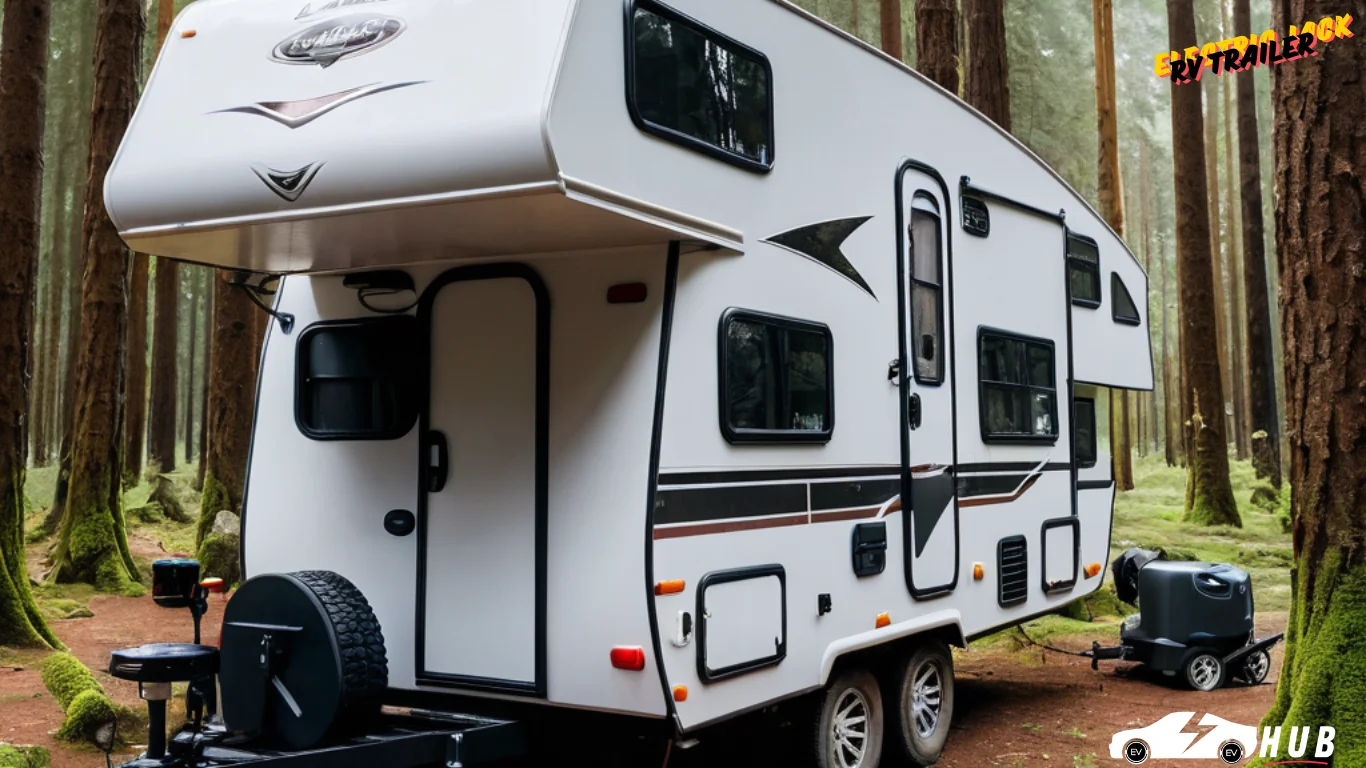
[106,0,1154,744]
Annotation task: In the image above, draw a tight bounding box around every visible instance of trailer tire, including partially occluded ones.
[291,571,389,707]
[1237,649,1270,685]
[1183,651,1224,691]
[811,667,884,768]
[894,641,954,765]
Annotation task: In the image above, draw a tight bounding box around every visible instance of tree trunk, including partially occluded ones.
[199,273,257,544]
[32,228,64,467]
[124,255,148,483]
[1167,0,1239,528]
[879,0,902,60]
[1204,70,1235,452]
[183,270,199,463]
[0,0,60,648]
[1140,143,1160,454]
[50,0,145,590]
[850,0,861,39]
[1233,0,1281,488]
[196,272,211,491]
[1257,0,1366,756]
[963,0,1009,131]
[914,0,959,94]
[1221,13,1250,462]
[148,259,178,472]
[1162,237,1178,467]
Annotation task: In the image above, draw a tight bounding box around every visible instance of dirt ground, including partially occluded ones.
[1,592,1281,768]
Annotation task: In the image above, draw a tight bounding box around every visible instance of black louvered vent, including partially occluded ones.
[998,536,1028,606]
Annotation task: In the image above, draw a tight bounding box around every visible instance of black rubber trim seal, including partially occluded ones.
[695,565,787,682]
[646,244,682,721]
[1039,517,1080,594]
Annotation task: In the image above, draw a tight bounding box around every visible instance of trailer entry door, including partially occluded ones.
[416,266,548,696]
[898,164,960,598]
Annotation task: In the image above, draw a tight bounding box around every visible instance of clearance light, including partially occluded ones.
[875,612,891,629]
[610,646,646,671]
[181,29,197,38]
[973,563,985,581]
[1085,562,1103,578]
[654,579,686,596]
[673,685,688,702]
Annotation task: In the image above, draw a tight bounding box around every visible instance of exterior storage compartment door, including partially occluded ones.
[697,566,786,682]
[1041,517,1079,593]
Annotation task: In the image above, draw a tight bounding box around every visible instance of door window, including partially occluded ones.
[910,199,945,385]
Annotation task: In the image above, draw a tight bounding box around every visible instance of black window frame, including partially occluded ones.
[1073,397,1097,469]
[718,308,834,445]
[909,194,946,386]
[1111,272,1142,326]
[294,316,420,442]
[624,0,776,174]
[977,327,1060,444]
[1067,233,1102,309]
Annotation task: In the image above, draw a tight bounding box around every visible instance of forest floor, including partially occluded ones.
[1,454,1289,767]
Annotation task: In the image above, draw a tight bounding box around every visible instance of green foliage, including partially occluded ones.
[197,532,240,587]
[54,689,116,744]
[40,598,93,621]
[1057,583,1136,622]
[1021,722,1043,733]
[0,744,50,768]
[1073,754,1098,768]
[39,652,103,712]
[1064,727,1087,740]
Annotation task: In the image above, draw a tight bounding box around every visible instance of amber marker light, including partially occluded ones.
[875,612,891,629]
[654,579,686,596]
[973,563,985,581]
[181,29,197,38]
[673,685,688,702]
[1085,562,1103,578]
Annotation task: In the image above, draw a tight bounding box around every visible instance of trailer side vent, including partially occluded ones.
[998,536,1028,606]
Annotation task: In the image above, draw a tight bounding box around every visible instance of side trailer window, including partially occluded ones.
[1067,233,1101,307]
[1074,397,1097,468]
[1111,272,1142,325]
[720,311,832,444]
[910,200,945,384]
[628,0,774,171]
[296,316,419,441]
[978,329,1058,442]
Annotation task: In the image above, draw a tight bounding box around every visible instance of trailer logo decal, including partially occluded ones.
[763,217,877,299]
[272,13,405,68]
[251,162,325,202]
[1111,712,1333,764]
[215,81,426,129]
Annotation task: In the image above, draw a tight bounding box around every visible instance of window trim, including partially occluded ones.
[294,315,420,442]
[624,0,776,174]
[718,308,834,445]
[976,326,1060,445]
[909,194,946,386]
[1111,272,1142,326]
[1066,233,1102,309]
[1073,397,1097,469]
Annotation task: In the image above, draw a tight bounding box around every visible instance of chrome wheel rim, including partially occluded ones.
[1245,651,1269,682]
[1191,656,1220,689]
[911,659,944,740]
[829,688,870,768]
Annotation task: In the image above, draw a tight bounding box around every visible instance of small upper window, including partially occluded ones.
[1074,398,1097,468]
[978,329,1058,442]
[628,0,774,171]
[721,310,832,443]
[296,317,419,440]
[910,199,945,385]
[1112,272,1141,325]
[1067,234,1101,308]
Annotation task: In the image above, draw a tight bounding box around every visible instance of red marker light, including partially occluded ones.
[610,646,646,671]
[607,283,648,304]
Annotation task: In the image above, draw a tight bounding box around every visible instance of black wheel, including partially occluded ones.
[894,641,955,765]
[811,667,884,768]
[220,571,388,749]
[1184,651,1224,691]
[1239,649,1270,685]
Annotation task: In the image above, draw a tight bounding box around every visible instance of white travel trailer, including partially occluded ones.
[106,0,1153,766]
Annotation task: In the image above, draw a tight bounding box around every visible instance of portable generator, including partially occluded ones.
[1084,548,1283,691]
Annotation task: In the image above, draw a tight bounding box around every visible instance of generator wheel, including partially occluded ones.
[1239,649,1270,685]
[811,667,884,768]
[894,641,955,765]
[1184,651,1224,691]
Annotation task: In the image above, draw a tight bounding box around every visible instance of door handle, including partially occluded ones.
[908,393,922,430]
[426,430,449,493]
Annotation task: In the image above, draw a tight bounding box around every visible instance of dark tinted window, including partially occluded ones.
[1112,272,1141,325]
[1068,234,1101,307]
[630,1,773,170]
[1074,398,1097,467]
[978,330,1058,442]
[910,202,944,384]
[296,317,419,440]
[722,312,832,443]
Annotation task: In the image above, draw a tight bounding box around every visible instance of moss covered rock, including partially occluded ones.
[0,744,50,768]
[197,532,240,588]
[39,653,104,712]
[1250,481,1280,512]
[55,690,117,744]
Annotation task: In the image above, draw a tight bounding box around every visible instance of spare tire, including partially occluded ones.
[220,571,387,750]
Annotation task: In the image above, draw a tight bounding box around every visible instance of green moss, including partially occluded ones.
[1057,584,1136,622]
[0,744,50,768]
[40,653,104,712]
[52,479,140,593]
[197,473,231,547]
[40,599,93,621]
[54,689,116,744]
[197,533,240,587]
